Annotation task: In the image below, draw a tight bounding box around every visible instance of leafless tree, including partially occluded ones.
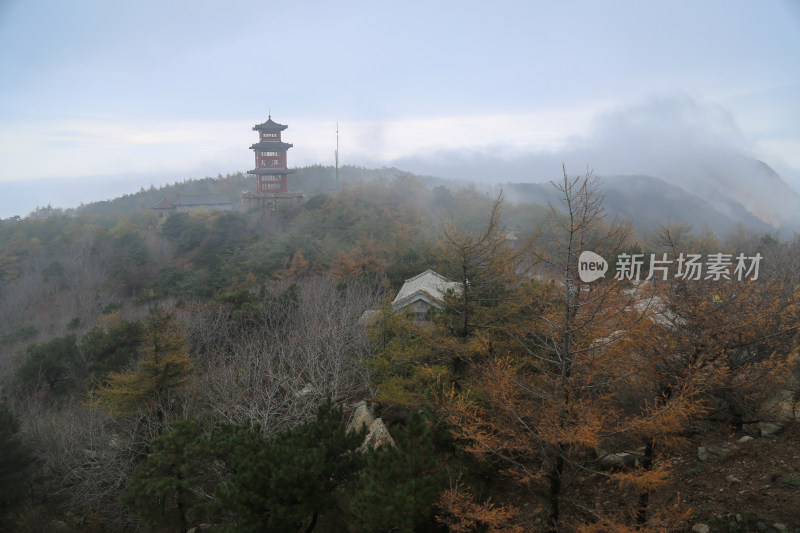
[14,395,146,528]
[183,276,382,436]
[0,233,123,341]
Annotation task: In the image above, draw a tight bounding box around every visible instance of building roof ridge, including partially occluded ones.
[404,268,450,284]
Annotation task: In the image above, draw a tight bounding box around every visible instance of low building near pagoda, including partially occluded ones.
[149,194,235,219]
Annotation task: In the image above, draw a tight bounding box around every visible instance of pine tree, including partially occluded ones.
[122,419,213,531]
[0,399,32,519]
[439,193,533,338]
[349,412,448,533]
[17,334,78,392]
[213,400,365,533]
[79,319,145,378]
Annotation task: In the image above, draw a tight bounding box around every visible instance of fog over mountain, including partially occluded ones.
[3,95,798,235]
[393,95,800,233]
[503,175,775,238]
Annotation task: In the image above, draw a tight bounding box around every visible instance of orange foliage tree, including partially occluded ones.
[332,237,387,278]
[437,169,703,531]
[616,224,800,523]
[650,223,800,431]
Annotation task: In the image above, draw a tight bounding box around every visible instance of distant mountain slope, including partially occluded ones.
[503,174,774,237]
[12,161,793,239]
[602,175,773,234]
[701,158,800,230]
[73,166,400,217]
[394,142,800,234]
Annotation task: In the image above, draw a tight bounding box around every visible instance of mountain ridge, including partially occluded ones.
[5,159,797,238]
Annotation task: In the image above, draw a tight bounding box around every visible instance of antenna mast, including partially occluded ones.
[335,122,339,192]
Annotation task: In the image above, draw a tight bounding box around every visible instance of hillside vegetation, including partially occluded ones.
[0,167,799,532]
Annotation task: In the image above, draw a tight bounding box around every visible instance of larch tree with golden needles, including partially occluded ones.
[370,193,535,415]
[437,167,701,531]
[94,310,192,427]
[652,223,799,429]
[599,222,800,526]
[631,226,800,508]
[367,297,451,411]
[284,249,310,279]
[439,192,535,339]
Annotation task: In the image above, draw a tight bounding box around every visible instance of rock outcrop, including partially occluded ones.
[348,401,374,433]
[360,418,396,451]
[348,401,396,451]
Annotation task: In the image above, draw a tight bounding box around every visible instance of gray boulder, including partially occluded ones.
[759,421,783,437]
[596,449,641,469]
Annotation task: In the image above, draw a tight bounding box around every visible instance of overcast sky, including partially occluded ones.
[0,0,799,216]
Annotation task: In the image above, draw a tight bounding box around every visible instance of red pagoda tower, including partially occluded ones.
[242,115,302,210]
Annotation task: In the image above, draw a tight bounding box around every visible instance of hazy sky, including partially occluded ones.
[0,0,799,216]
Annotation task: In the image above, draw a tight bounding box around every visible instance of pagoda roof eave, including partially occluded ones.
[253,117,289,132]
[249,141,293,151]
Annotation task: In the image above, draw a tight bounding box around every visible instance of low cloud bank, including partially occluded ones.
[391,94,800,229]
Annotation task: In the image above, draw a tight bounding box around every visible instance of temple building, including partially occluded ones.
[241,116,304,210]
[391,269,461,321]
[149,194,235,219]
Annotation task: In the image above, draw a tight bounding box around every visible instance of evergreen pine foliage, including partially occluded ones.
[79,319,145,378]
[0,399,32,516]
[16,334,78,392]
[213,400,365,533]
[349,411,449,533]
[122,419,213,531]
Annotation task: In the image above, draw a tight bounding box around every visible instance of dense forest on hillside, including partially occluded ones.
[1,167,799,532]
